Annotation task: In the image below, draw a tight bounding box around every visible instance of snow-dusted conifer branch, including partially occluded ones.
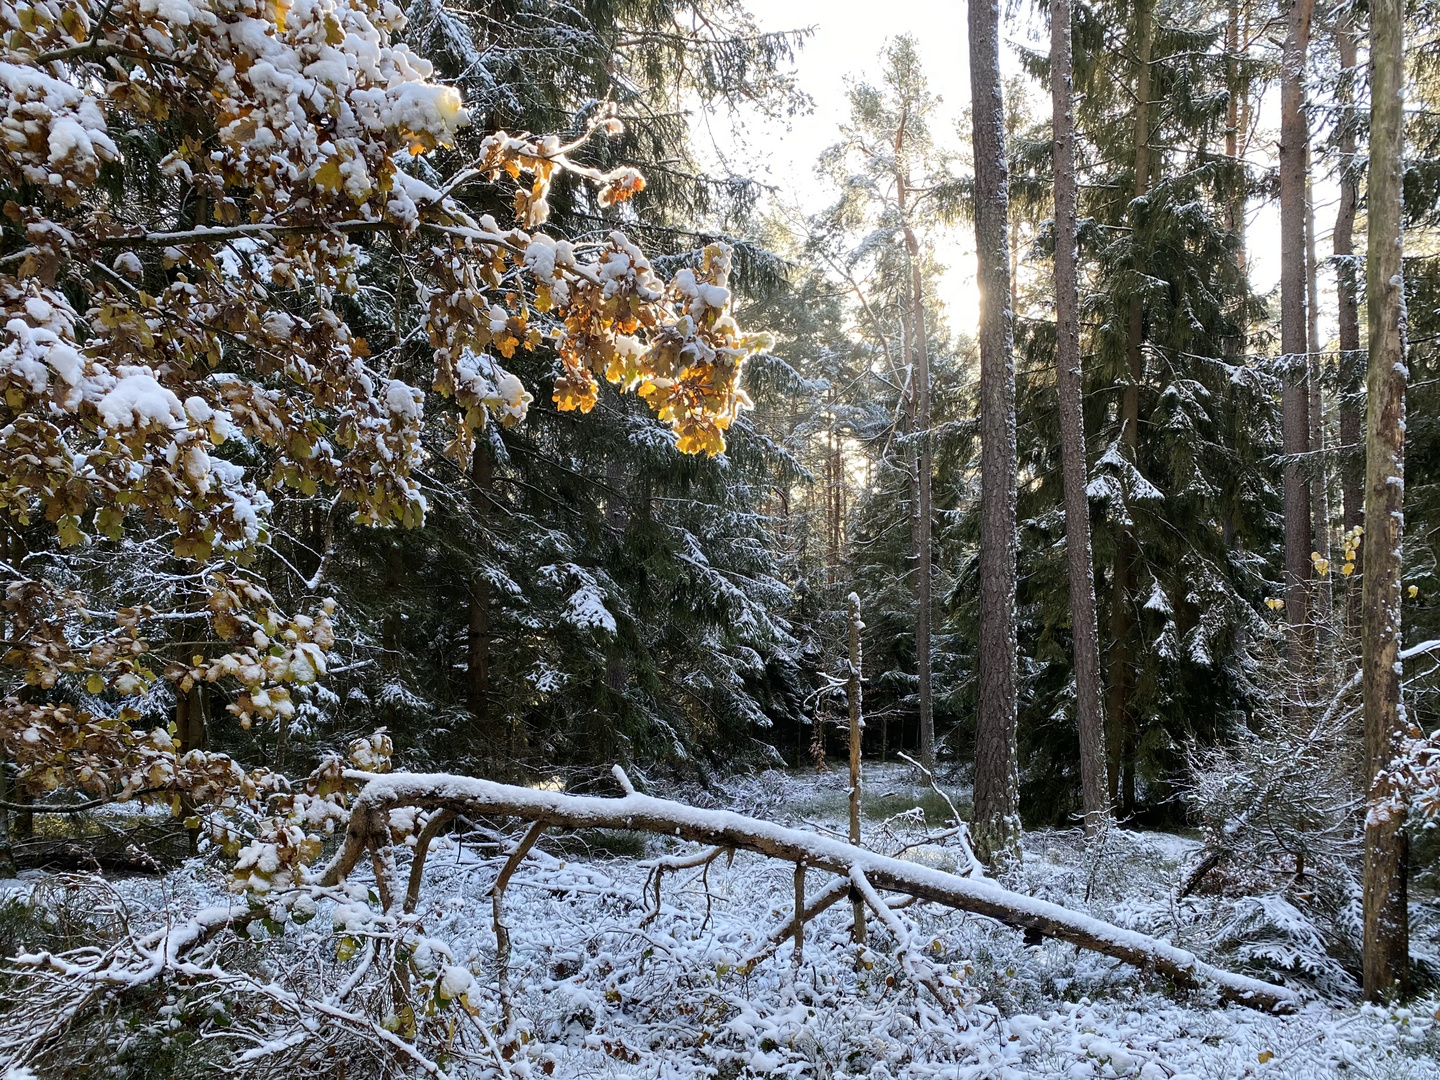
[324,770,1300,1012]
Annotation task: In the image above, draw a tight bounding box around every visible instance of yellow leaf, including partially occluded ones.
[86,673,105,694]
[1258,1051,1273,1064]
[314,159,342,192]
[60,6,86,42]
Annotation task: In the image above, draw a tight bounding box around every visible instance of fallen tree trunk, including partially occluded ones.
[322,768,1297,1012]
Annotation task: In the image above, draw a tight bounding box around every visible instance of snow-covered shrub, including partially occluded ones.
[1182,643,1365,994]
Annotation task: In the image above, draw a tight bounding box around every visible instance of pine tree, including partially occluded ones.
[969,0,1021,864]
[1361,0,1409,1001]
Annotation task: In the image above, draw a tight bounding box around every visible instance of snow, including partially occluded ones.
[384,379,424,420]
[96,368,188,430]
[22,766,1440,1078]
[565,585,617,634]
[342,768,1298,1011]
[0,61,118,191]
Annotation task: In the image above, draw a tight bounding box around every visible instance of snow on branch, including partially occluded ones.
[323,770,1299,1012]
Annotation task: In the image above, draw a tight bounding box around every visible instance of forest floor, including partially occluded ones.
[7,762,1440,1078]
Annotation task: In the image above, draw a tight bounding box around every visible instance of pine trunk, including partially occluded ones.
[1109,0,1153,813]
[1362,0,1408,1001]
[968,0,1020,865]
[1307,146,1333,653]
[1279,0,1315,673]
[1334,14,1364,633]
[1051,0,1109,831]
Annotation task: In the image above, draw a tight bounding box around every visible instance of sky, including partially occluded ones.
[694,0,985,332]
[692,0,1300,342]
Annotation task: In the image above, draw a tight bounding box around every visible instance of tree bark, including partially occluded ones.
[1109,0,1153,815]
[1279,0,1315,673]
[1362,0,1408,1001]
[1224,0,1247,263]
[1334,13,1364,633]
[1051,0,1109,832]
[1307,143,1333,653]
[968,0,1020,865]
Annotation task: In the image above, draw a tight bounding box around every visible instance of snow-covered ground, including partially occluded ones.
[13,762,1440,1078]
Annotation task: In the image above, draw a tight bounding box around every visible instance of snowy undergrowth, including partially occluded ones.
[9,763,1440,1079]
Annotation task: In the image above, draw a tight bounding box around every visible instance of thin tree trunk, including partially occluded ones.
[900,212,935,774]
[1280,0,1315,675]
[900,271,922,763]
[847,592,866,943]
[1306,142,1333,658]
[1221,0,1250,624]
[893,111,934,774]
[1225,0,1246,255]
[468,443,493,727]
[968,0,1020,865]
[1334,13,1364,633]
[1051,0,1109,832]
[1109,0,1153,814]
[1362,0,1408,1000]
[604,456,629,720]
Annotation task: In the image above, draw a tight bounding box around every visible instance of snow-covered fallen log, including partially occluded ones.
[323,766,1298,1012]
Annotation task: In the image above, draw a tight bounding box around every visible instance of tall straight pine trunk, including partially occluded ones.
[968,0,1020,865]
[1334,14,1364,633]
[1362,0,1408,1000]
[1109,0,1152,814]
[1279,0,1315,672]
[1051,0,1109,830]
[1307,145,1333,650]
